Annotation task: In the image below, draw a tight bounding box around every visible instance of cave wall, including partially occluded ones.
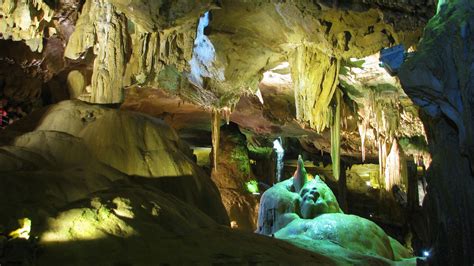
[399,0,474,264]
[210,123,259,231]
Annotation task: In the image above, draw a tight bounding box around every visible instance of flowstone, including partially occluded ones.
[256,156,414,262]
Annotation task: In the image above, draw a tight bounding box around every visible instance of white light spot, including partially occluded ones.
[188,11,225,88]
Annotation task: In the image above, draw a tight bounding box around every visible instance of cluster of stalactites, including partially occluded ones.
[357,90,411,191]
[0,0,54,52]
[383,139,408,191]
[65,0,129,104]
[291,43,340,132]
[64,0,200,104]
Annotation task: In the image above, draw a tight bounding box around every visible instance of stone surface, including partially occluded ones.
[1,100,229,225]
[257,160,414,263]
[6,0,473,264]
[399,1,474,264]
[210,124,259,231]
[0,100,408,265]
[0,0,54,52]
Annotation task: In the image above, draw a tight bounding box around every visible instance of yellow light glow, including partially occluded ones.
[41,206,136,243]
[8,218,32,240]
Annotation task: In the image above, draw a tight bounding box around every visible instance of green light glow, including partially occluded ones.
[245,180,259,194]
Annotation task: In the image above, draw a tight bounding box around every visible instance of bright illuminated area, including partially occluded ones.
[41,198,137,243]
[245,180,259,194]
[261,62,292,88]
[0,0,472,265]
[273,138,285,182]
[8,218,32,240]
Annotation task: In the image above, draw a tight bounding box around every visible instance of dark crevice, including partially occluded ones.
[344,31,352,51]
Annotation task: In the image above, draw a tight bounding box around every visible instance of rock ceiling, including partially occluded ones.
[0,0,435,169]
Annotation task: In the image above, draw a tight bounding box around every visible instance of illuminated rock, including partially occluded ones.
[256,173,341,235]
[257,158,413,262]
[0,0,54,52]
[0,100,229,225]
[211,124,259,231]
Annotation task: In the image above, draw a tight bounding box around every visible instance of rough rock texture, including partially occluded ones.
[0,0,54,52]
[0,100,406,265]
[1,0,432,166]
[399,0,474,264]
[0,140,335,265]
[2,0,462,263]
[256,177,342,235]
[64,0,129,103]
[276,214,409,261]
[210,124,259,231]
[63,0,213,104]
[0,100,228,225]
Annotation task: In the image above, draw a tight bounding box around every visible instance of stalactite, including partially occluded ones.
[384,139,399,191]
[65,0,128,104]
[0,0,54,52]
[221,107,231,125]
[291,44,340,132]
[331,89,342,181]
[358,119,368,162]
[211,109,221,172]
[377,137,389,188]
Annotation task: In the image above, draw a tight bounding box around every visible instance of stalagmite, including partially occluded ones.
[293,155,308,193]
[211,109,221,172]
[331,89,342,181]
[377,137,388,188]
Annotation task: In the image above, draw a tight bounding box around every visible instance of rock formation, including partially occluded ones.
[257,158,413,262]
[0,0,472,264]
[399,0,474,264]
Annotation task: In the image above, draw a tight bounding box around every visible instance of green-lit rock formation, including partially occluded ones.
[257,158,414,263]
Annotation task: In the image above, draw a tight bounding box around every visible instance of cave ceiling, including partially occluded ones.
[0,0,435,162]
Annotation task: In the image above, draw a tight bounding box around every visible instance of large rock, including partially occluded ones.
[276,213,411,261]
[2,100,229,225]
[256,159,413,263]
[0,102,367,265]
[399,1,474,264]
[256,177,342,235]
[211,124,259,231]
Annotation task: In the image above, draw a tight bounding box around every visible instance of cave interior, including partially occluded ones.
[0,0,473,265]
